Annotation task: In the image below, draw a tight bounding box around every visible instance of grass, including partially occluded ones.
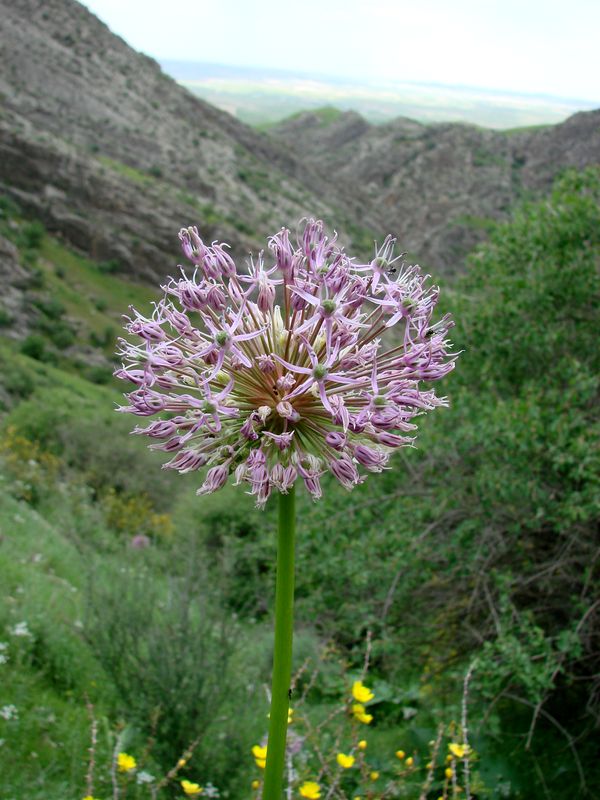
[97,156,155,187]
[0,491,114,798]
[38,237,158,337]
[257,105,345,131]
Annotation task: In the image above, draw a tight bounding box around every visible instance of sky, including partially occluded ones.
[80,0,600,102]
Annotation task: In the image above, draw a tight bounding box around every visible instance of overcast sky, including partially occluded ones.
[80,0,600,102]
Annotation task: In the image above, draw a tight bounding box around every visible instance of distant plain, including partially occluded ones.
[162,60,599,129]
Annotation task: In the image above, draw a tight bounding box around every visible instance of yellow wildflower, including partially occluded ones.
[178,758,187,767]
[405,756,414,767]
[448,742,469,758]
[352,680,374,703]
[252,780,260,790]
[336,753,355,769]
[252,745,267,760]
[252,744,267,768]
[358,739,368,750]
[426,761,433,769]
[351,703,373,724]
[299,780,321,799]
[445,767,454,779]
[117,752,136,772]
[369,771,379,781]
[181,779,203,796]
[395,749,405,760]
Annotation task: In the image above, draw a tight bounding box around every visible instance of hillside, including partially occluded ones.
[0,0,369,282]
[270,107,600,271]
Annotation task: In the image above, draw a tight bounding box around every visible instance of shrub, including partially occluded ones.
[83,559,246,786]
[20,334,48,361]
[0,425,61,504]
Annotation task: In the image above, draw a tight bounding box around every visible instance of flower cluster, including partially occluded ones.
[116,220,456,506]
[351,680,375,724]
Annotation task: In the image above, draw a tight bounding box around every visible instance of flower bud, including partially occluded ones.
[197,464,229,494]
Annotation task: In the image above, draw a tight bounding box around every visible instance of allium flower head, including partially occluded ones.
[116,219,456,506]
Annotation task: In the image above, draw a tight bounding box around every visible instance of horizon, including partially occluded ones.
[80,0,600,105]
[160,58,600,106]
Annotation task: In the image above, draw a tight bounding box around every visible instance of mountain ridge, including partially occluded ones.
[1,0,599,279]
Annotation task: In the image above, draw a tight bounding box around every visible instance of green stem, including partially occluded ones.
[263,487,296,800]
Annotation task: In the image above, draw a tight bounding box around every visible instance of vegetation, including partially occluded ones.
[0,169,598,798]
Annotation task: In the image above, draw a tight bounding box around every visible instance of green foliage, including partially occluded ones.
[460,167,600,392]
[83,554,266,795]
[0,308,13,327]
[97,257,121,274]
[98,155,154,186]
[0,168,599,797]
[20,333,50,361]
[17,220,45,250]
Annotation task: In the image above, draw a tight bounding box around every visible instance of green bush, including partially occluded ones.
[20,334,49,361]
[0,308,13,326]
[83,557,253,790]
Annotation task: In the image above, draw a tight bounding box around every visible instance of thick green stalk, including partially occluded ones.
[263,487,296,800]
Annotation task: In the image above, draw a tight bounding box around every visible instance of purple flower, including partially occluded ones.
[116,219,457,506]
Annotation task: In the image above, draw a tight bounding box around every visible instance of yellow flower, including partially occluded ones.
[251,780,260,790]
[181,779,203,796]
[117,752,137,772]
[351,704,373,724]
[426,761,433,769]
[358,740,367,750]
[448,742,469,758]
[405,756,414,767]
[352,680,374,703]
[82,796,97,800]
[252,744,267,768]
[336,753,355,769]
[369,771,379,781]
[299,780,321,799]
[445,767,454,779]
[395,749,405,760]
[178,758,187,767]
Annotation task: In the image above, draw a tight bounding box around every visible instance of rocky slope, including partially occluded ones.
[0,0,357,282]
[271,108,600,271]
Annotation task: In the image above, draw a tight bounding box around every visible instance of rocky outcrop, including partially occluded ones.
[0,233,34,339]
